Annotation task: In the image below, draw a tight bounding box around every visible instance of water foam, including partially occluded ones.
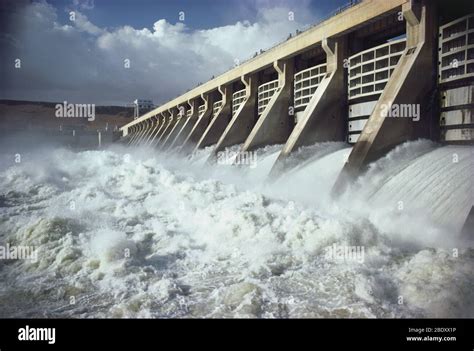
[0,140,472,318]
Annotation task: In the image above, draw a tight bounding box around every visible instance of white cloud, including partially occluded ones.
[2,1,315,105]
[72,0,95,11]
[74,12,103,35]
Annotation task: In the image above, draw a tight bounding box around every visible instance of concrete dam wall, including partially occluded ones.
[117,0,474,237]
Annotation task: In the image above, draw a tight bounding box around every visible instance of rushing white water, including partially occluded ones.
[0,139,472,318]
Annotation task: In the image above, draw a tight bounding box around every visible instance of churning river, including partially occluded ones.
[0,139,472,318]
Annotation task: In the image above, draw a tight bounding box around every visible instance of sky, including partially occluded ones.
[1,0,352,106]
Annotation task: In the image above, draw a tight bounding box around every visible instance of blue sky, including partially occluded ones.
[2,0,354,105]
[50,0,351,30]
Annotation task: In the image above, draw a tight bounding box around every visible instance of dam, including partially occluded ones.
[2,0,474,320]
[121,0,474,233]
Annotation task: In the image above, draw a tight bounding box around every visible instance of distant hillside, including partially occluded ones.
[0,100,134,132]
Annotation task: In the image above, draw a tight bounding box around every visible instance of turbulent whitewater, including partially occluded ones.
[0,139,472,318]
